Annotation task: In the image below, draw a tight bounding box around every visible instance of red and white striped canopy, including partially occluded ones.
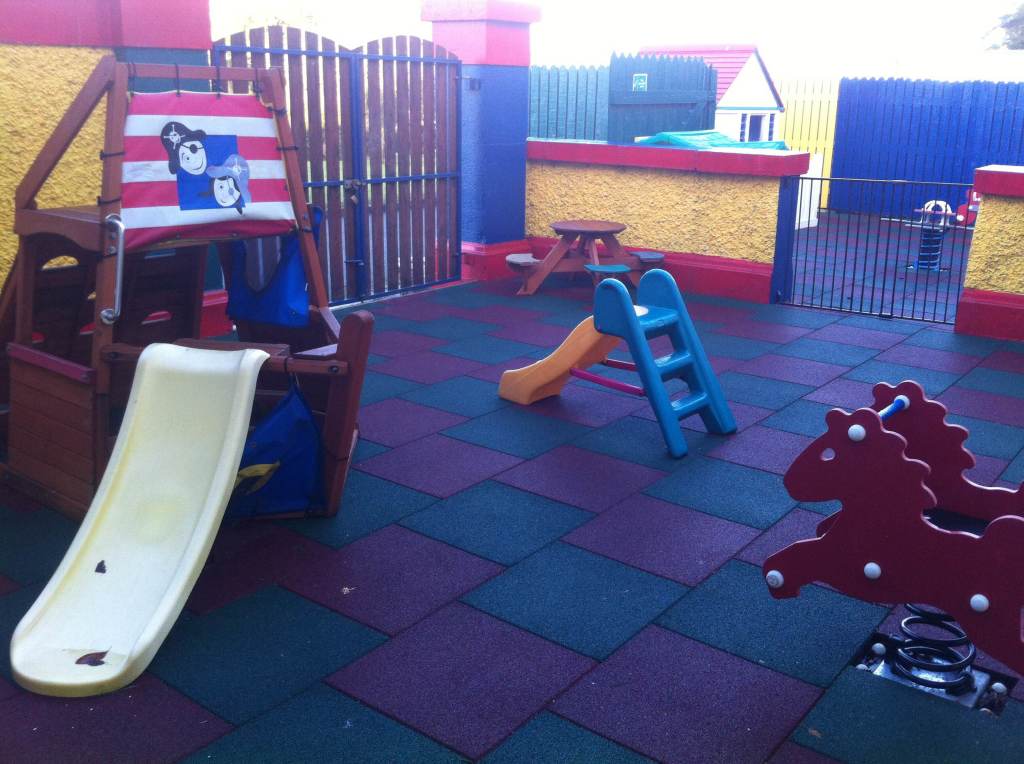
[121,91,296,251]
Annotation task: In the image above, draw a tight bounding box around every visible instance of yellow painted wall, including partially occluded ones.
[526,161,780,264]
[964,195,1024,294]
[0,45,110,281]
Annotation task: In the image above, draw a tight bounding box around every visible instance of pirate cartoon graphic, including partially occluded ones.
[160,122,208,175]
[203,154,251,215]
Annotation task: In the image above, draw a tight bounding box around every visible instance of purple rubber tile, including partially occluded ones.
[564,495,759,585]
[492,322,577,347]
[358,434,522,497]
[284,525,501,634]
[375,299,457,322]
[967,454,1010,486]
[737,354,848,386]
[496,446,666,512]
[709,355,742,374]
[632,399,772,433]
[708,425,815,475]
[371,350,485,384]
[737,508,825,566]
[939,386,1024,428]
[686,303,754,324]
[552,626,820,764]
[525,384,647,427]
[0,676,17,702]
[0,574,17,596]
[467,356,541,383]
[716,320,811,344]
[357,399,467,447]
[188,524,333,614]
[804,378,875,410]
[982,350,1024,375]
[806,324,904,350]
[769,742,842,764]
[329,602,594,759]
[0,673,231,763]
[370,330,446,357]
[875,344,980,375]
[447,304,547,325]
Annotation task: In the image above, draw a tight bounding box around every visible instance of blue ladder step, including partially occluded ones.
[654,350,693,378]
[635,305,680,334]
[672,391,709,419]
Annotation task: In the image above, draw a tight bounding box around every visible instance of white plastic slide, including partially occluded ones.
[10,343,268,697]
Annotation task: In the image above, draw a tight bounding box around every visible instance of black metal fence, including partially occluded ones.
[783,177,973,323]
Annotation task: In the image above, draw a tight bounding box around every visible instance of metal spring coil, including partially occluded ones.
[891,604,977,694]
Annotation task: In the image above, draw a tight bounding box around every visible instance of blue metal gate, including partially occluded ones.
[214,27,461,305]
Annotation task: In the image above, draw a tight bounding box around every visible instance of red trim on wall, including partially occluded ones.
[527,236,772,303]
[0,0,210,49]
[974,165,1024,198]
[199,289,233,338]
[421,1,542,23]
[462,239,532,257]
[461,240,532,280]
[955,288,1024,342]
[527,139,809,177]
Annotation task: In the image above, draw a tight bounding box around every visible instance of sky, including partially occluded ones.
[210,0,1024,82]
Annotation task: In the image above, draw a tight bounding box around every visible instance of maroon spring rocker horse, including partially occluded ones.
[763,381,1024,677]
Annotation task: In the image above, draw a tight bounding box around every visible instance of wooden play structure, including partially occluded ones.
[763,381,1024,680]
[0,56,373,521]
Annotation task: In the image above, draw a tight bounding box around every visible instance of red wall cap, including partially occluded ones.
[0,0,210,49]
[422,0,541,23]
[430,20,532,65]
[527,139,810,178]
[974,165,1024,198]
[955,288,1024,342]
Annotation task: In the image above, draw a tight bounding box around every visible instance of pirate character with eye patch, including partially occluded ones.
[202,154,251,215]
[160,122,209,175]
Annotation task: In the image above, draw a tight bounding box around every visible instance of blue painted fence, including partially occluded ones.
[830,77,1024,216]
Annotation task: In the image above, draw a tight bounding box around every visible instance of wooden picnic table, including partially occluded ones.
[510,219,645,296]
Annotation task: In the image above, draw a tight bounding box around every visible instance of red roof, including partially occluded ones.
[638,44,780,108]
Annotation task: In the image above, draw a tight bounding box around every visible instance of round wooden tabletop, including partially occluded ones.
[550,219,627,236]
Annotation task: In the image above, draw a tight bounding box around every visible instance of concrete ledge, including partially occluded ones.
[527,139,810,178]
[955,288,1024,342]
[974,165,1024,198]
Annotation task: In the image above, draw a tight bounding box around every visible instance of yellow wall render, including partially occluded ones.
[526,161,780,264]
[0,45,110,282]
[964,195,1024,294]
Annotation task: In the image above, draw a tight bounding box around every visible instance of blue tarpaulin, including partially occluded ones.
[636,130,788,151]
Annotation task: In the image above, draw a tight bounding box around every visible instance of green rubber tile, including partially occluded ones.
[435,336,541,365]
[1003,451,1024,484]
[902,329,1001,357]
[799,500,842,516]
[946,414,1024,460]
[360,371,423,405]
[760,400,834,438]
[463,543,685,660]
[185,684,460,763]
[403,317,501,340]
[443,407,591,459]
[792,668,1024,763]
[749,305,839,329]
[150,587,386,725]
[698,333,780,361]
[658,561,887,687]
[483,712,653,763]
[717,372,815,410]
[281,471,437,549]
[427,287,519,309]
[572,415,727,471]
[401,481,591,565]
[401,376,509,417]
[775,337,880,367]
[646,457,796,529]
[0,506,76,585]
[843,360,961,397]
[353,438,389,463]
[956,367,1024,401]
[0,585,42,681]
[836,314,926,335]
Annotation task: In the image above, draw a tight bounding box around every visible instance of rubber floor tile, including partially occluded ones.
[483,712,653,763]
